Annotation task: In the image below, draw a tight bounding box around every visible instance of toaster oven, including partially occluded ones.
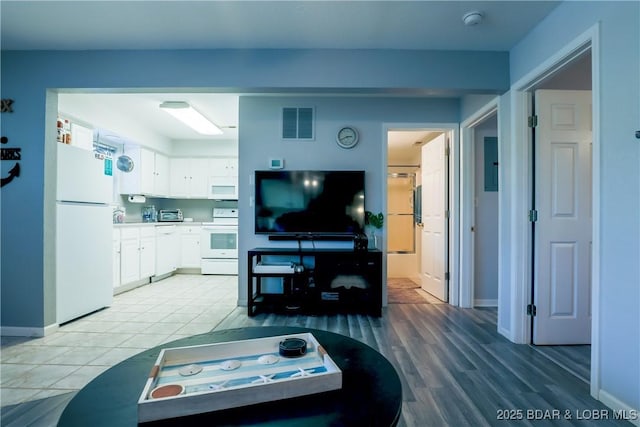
[158,209,183,222]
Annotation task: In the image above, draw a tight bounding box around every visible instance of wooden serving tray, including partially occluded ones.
[137,332,342,423]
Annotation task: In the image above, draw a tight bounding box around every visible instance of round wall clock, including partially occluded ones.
[336,126,359,149]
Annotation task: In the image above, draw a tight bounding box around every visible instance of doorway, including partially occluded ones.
[473,113,499,307]
[529,50,593,345]
[386,127,452,303]
[386,130,430,298]
[506,42,597,393]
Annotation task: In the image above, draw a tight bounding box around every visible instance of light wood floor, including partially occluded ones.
[2,301,626,426]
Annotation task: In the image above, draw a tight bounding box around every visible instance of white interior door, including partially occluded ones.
[421,133,448,301]
[533,89,592,345]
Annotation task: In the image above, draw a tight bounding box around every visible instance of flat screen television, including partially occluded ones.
[255,170,365,235]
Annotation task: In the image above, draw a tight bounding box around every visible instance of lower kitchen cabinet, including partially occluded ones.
[112,229,121,288]
[115,223,203,291]
[179,225,201,269]
[120,227,156,285]
[140,232,156,278]
[120,236,140,285]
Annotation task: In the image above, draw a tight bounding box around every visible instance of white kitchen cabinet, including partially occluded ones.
[179,225,201,269]
[139,148,155,194]
[119,226,156,285]
[112,228,121,289]
[155,225,179,276]
[153,152,170,196]
[140,231,157,278]
[207,158,238,199]
[120,147,169,197]
[120,234,141,285]
[170,158,209,198]
[208,158,238,177]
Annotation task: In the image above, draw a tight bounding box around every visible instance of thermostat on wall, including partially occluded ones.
[269,158,284,169]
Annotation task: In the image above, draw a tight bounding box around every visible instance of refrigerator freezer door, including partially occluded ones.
[57,143,113,204]
[56,202,113,324]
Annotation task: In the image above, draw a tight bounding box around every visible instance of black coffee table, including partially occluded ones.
[58,326,402,426]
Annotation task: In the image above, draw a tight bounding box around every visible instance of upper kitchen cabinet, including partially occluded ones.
[120,147,169,197]
[170,158,209,198]
[208,158,238,177]
[207,158,238,199]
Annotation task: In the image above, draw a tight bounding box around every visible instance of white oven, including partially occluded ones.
[201,208,238,275]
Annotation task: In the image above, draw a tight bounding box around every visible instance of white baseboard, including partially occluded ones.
[474,299,498,307]
[597,389,640,426]
[151,272,175,283]
[176,268,201,274]
[44,323,60,336]
[1,324,57,337]
[114,278,150,295]
[497,325,511,340]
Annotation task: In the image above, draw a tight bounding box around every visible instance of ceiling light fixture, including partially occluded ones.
[462,11,483,26]
[159,101,223,135]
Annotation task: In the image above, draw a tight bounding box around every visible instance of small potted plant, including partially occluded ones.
[365,211,384,250]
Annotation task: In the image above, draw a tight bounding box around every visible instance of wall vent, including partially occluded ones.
[282,107,314,140]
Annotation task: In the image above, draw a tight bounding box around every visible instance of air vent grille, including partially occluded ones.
[282,107,314,140]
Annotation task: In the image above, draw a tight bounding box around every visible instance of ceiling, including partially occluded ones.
[5,1,560,148]
[2,1,560,51]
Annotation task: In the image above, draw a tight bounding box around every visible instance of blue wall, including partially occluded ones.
[237,95,459,303]
[0,48,508,329]
[510,0,640,411]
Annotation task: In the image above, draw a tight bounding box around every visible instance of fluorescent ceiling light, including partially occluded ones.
[159,101,223,135]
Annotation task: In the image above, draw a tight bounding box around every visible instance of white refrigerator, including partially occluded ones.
[56,142,114,324]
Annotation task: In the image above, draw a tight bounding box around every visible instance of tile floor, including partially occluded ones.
[0,274,238,407]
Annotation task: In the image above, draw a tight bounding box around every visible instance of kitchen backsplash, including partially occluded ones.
[117,196,237,223]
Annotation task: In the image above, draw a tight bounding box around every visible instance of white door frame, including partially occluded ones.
[507,23,601,398]
[383,122,460,306]
[459,98,500,309]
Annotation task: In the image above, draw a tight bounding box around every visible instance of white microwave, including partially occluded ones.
[207,176,238,200]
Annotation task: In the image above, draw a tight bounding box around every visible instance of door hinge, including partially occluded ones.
[445,146,450,156]
[527,304,537,317]
[445,209,450,219]
[445,272,450,281]
[529,209,538,222]
[528,115,538,128]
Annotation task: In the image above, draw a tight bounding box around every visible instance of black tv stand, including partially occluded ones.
[268,234,355,241]
[247,247,382,317]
